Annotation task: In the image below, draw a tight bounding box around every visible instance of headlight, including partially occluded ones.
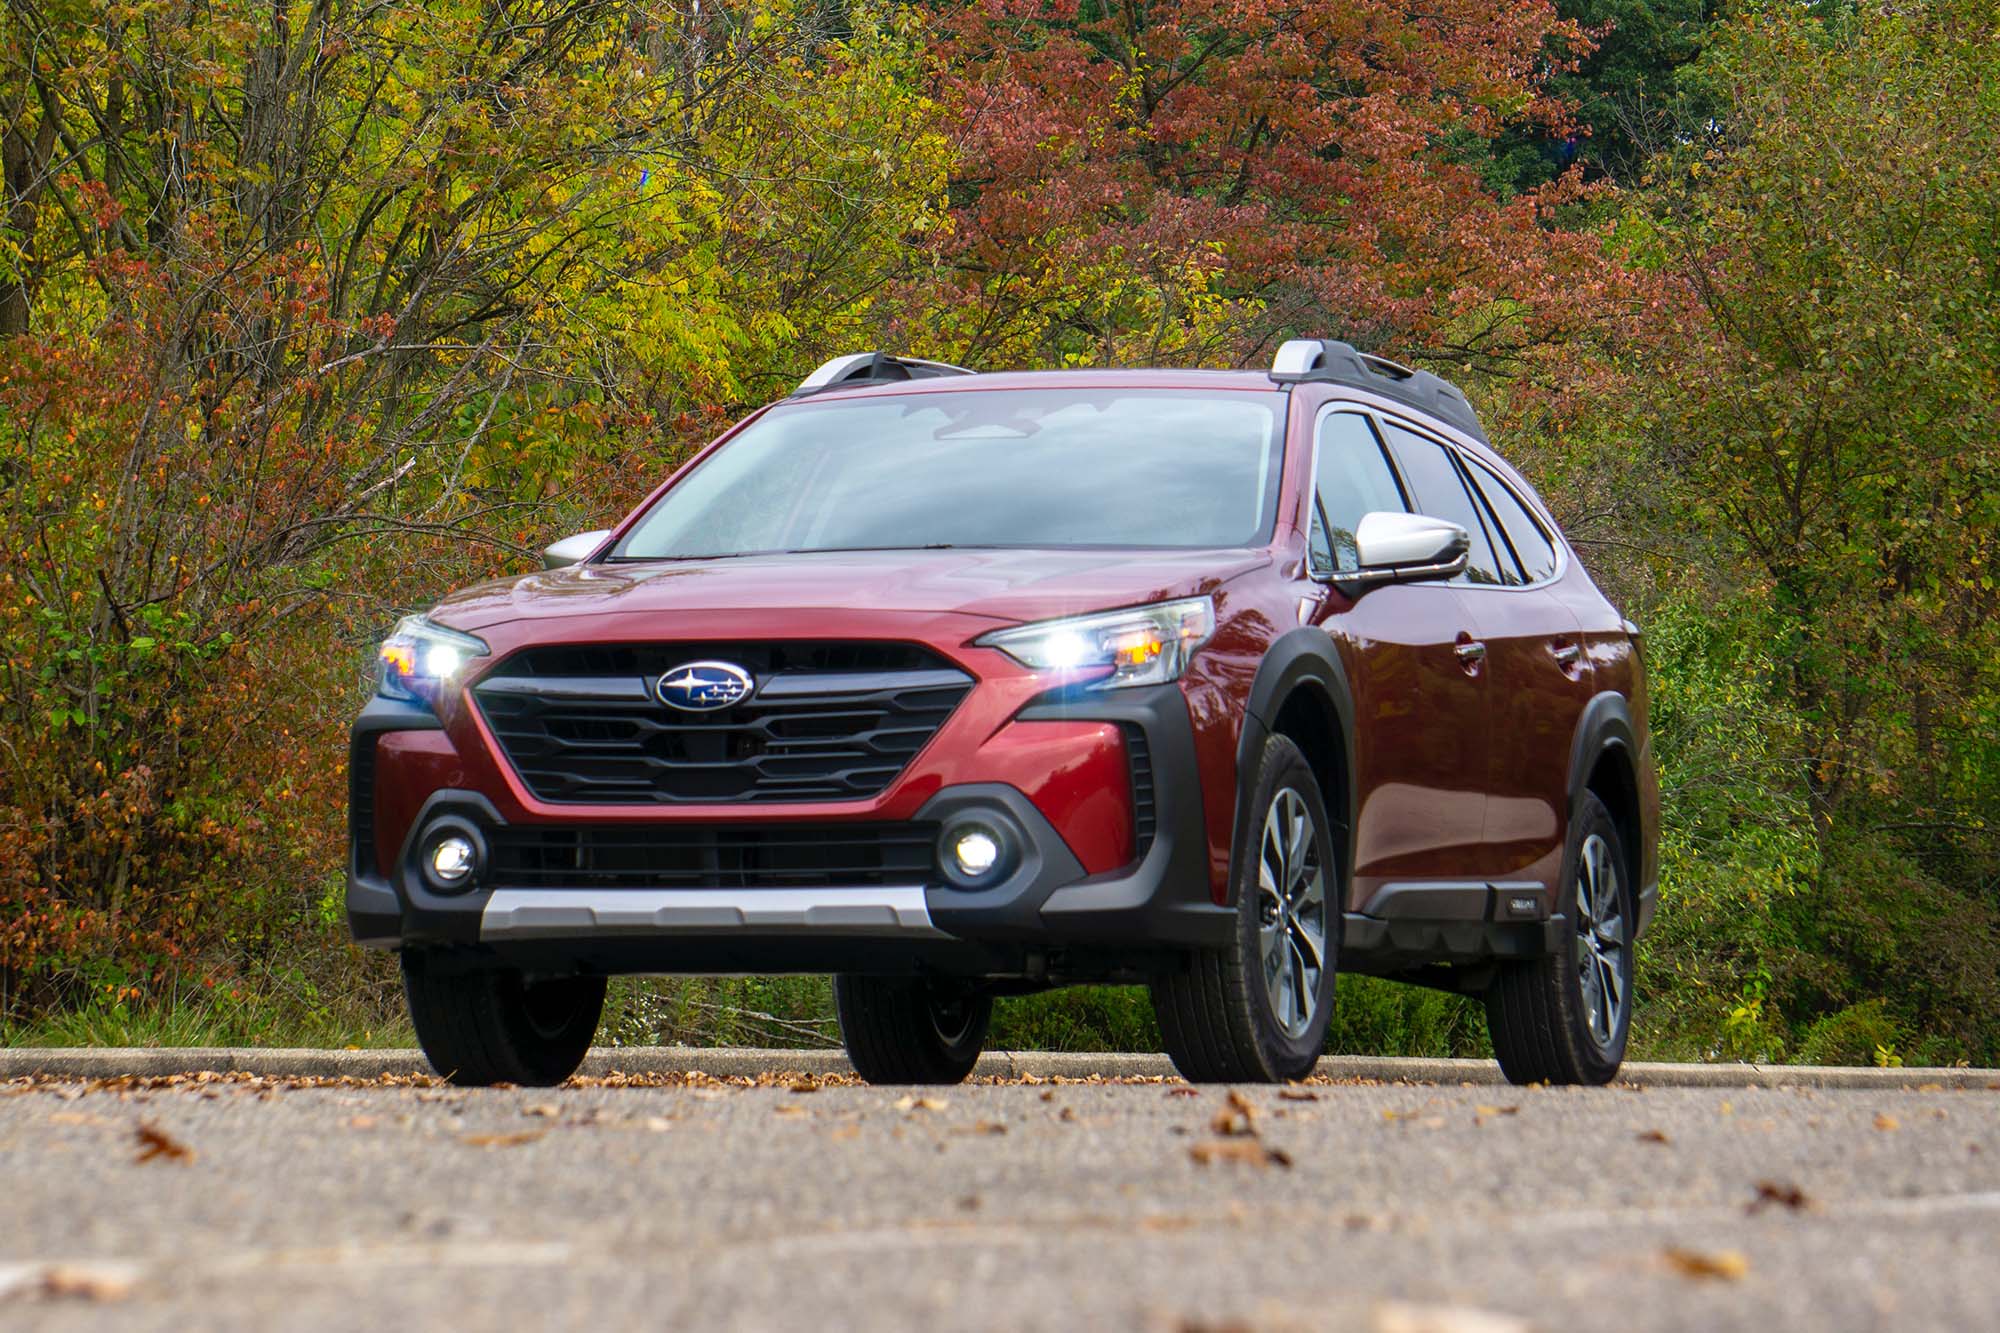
[976,597,1215,689]
[377,615,489,705]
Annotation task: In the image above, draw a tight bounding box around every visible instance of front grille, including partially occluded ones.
[487,823,938,889]
[1122,723,1157,860]
[349,733,380,876]
[473,642,973,804]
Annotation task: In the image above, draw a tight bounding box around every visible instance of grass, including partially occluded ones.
[4,967,1491,1060]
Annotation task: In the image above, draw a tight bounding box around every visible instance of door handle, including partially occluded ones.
[1454,640,1487,664]
[1551,643,1582,668]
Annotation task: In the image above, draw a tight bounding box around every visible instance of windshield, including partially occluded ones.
[609,388,1285,558]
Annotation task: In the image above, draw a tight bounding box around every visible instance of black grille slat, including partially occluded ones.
[349,734,380,877]
[487,823,938,889]
[1122,723,1157,861]
[475,642,972,805]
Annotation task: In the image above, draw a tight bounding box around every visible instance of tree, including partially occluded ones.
[921,0,1650,388]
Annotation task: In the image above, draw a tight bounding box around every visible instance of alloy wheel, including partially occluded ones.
[1572,832,1628,1050]
[1256,787,1329,1039]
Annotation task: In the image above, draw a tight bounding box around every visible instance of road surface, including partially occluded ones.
[2,1067,1995,1329]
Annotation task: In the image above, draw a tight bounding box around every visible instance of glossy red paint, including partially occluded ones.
[968,721,1134,875]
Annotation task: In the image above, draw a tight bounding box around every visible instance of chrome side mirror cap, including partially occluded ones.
[1349,512,1469,587]
[541,529,610,570]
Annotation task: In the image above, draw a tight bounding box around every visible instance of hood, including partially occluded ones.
[431,547,1270,632]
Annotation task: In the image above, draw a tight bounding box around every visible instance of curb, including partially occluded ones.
[1,1046,1994,1089]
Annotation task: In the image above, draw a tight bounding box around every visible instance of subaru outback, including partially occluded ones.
[347,341,1659,1086]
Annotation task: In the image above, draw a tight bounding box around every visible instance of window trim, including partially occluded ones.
[1304,405,1413,583]
[1311,399,1569,593]
[1461,453,1565,590]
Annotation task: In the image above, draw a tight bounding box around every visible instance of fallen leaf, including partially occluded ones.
[893,1096,947,1112]
[1039,1089,1057,1102]
[828,1124,861,1142]
[523,1103,560,1118]
[346,1115,378,1130]
[1278,1087,1319,1102]
[1167,1087,1200,1098]
[133,1122,193,1165]
[1211,1107,1256,1137]
[963,1120,1007,1136]
[773,1104,808,1118]
[1058,1106,1077,1122]
[1749,1180,1811,1213]
[1473,1105,1519,1117]
[461,1130,544,1148]
[36,1265,137,1303]
[1372,1300,1531,1333]
[1875,1113,1900,1131]
[641,1117,672,1133]
[788,1078,820,1094]
[1189,1138,1293,1169]
[1637,1129,1671,1144]
[1662,1247,1749,1281]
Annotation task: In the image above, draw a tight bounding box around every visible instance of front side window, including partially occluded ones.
[1378,422,1510,586]
[611,389,1285,558]
[1308,412,1408,575]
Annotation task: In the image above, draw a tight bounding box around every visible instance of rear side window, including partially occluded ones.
[1309,413,1407,575]
[1378,422,1510,586]
[1466,459,1560,583]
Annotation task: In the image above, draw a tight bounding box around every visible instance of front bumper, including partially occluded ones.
[346,684,1230,977]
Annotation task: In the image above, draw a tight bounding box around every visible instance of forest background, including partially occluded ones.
[3,0,1995,1064]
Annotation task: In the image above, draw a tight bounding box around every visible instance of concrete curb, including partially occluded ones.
[1,1045,1995,1089]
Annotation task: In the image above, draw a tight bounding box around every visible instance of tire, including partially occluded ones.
[401,951,605,1087]
[1485,791,1634,1086]
[1152,734,1340,1083]
[834,975,992,1085]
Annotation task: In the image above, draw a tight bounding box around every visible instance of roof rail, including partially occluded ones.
[792,352,975,397]
[1268,339,1487,443]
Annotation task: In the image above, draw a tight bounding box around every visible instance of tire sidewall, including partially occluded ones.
[1234,735,1341,1078]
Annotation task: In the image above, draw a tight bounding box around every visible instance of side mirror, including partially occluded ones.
[1349,512,1469,587]
[542,529,610,570]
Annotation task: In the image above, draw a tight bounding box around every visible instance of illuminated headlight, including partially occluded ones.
[429,836,476,885]
[937,818,1016,890]
[377,615,489,706]
[977,597,1215,689]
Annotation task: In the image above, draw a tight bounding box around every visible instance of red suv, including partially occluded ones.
[348,342,1658,1088]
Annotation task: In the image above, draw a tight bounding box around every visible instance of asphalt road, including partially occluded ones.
[2,1069,1996,1331]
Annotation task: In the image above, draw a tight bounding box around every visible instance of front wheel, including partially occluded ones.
[834,976,992,1084]
[1152,734,1340,1083]
[401,951,605,1087]
[1485,791,1634,1085]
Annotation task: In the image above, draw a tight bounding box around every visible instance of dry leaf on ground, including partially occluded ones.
[1189,1138,1293,1169]
[1637,1129,1671,1144]
[1278,1087,1319,1102]
[892,1095,947,1112]
[461,1130,544,1148]
[1875,1113,1900,1131]
[523,1103,560,1118]
[133,1122,193,1165]
[1749,1180,1811,1213]
[1662,1246,1750,1280]
[35,1265,138,1303]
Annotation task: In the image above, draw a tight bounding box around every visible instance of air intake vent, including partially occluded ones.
[486,823,938,889]
[1122,723,1157,861]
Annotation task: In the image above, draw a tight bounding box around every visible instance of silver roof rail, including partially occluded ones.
[793,352,976,397]
[1267,338,1487,443]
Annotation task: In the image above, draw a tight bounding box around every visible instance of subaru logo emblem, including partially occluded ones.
[655,660,754,711]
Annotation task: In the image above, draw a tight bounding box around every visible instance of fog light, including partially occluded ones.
[429,835,475,885]
[937,818,1015,890]
[952,830,1001,877]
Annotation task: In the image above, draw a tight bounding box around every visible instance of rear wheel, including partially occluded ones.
[401,951,605,1087]
[1152,734,1339,1083]
[834,975,992,1085]
[1485,791,1633,1085]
